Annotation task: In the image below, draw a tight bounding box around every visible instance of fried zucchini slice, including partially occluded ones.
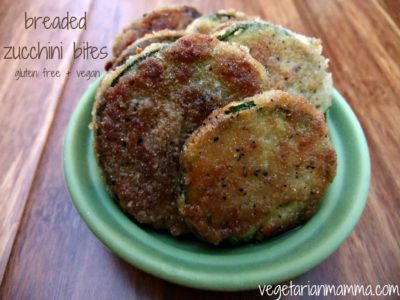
[112,5,201,58]
[93,34,271,235]
[178,90,337,245]
[215,21,333,112]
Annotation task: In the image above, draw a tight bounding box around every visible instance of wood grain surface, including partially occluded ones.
[0,0,399,299]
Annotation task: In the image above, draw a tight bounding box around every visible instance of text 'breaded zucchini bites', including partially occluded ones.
[112,5,201,58]
[93,34,271,235]
[215,21,332,112]
[178,90,337,245]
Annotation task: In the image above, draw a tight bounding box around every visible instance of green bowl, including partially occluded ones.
[63,78,370,291]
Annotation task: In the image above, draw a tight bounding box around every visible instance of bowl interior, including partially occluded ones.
[63,79,370,291]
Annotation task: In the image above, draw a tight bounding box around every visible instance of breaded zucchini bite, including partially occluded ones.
[106,30,185,71]
[93,34,271,235]
[186,9,255,34]
[112,5,201,58]
[178,90,337,245]
[215,21,333,112]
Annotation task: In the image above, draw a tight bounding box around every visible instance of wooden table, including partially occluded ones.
[0,0,399,298]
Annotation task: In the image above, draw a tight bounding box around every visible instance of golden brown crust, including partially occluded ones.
[93,34,270,235]
[112,6,201,58]
[178,90,337,244]
[186,9,256,34]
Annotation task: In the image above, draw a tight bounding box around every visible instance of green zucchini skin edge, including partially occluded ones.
[224,101,256,114]
[110,47,164,87]
[217,21,292,41]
